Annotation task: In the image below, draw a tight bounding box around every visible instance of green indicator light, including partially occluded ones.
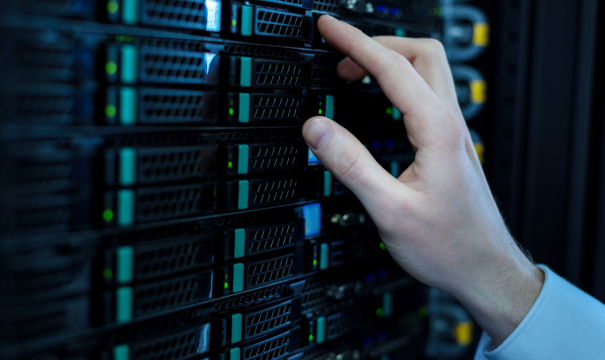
[319,102,323,107]
[232,19,237,26]
[103,209,114,222]
[106,61,117,75]
[376,308,384,317]
[319,109,322,115]
[379,242,386,250]
[105,105,117,118]
[228,161,233,168]
[229,108,234,115]
[103,268,113,279]
[224,282,229,289]
[107,0,119,14]
[419,306,429,318]
[309,335,314,341]
[116,35,135,42]
[386,107,393,115]
[313,260,317,266]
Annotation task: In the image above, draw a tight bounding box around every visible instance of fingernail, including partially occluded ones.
[322,15,336,20]
[304,118,334,151]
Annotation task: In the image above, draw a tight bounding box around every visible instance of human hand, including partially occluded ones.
[303,15,544,346]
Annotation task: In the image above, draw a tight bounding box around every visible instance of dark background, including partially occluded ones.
[453,0,605,358]
[473,0,605,302]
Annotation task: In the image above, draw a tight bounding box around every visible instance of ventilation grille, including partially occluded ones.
[15,266,75,294]
[257,0,303,7]
[224,45,299,60]
[300,277,328,313]
[330,240,365,267]
[327,308,362,341]
[243,331,290,360]
[311,54,340,89]
[2,297,88,341]
[135,275,198,316]
[135,239,200,281]
[255,9,303,39]
[16,42,76,82]
[16,308,67,339]
[248,223,296,255]
[313,0,339,12]
[7,303,70,340]
[138,147,205,184]
[245,301,291,339]
[15,155,74,193]
[132,328,199,360]
[141,0,208,30]
[250,177,299,207]
[140,47,215,83]
[14,197,73,235]
[220,129,300,142]
[14,85,75,125]
[136,184,203,223]
[215,283,291,311]
[251,94,305,122]
[250,144,302,171]
[247,254,294,288]
[254,61,302,87]
[13,250,89,294]
[139,88,214,124]
[14,0,90,16]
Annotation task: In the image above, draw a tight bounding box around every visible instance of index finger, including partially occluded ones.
[318,15,460,149]
[338,37,461,117]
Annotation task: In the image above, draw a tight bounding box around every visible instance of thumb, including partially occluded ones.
[303,117,404,209]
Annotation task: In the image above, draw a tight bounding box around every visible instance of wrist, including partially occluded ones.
[454,244,544,346]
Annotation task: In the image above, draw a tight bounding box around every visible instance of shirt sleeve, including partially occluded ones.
[473,265,605,360]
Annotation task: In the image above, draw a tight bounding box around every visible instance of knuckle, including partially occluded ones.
[382,49,410,70]
[421,38,446,57]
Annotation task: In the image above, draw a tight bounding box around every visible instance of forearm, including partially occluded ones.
[453,241,544,347]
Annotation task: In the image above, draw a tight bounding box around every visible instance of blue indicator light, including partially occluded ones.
[371,141,382,149]
[390,7,402,16]
[376,5,388,14]
[384,140,395,148]
[362,337,372,347]
[308,148,321,165]
[303,203,321,236]
[364,274,375,282]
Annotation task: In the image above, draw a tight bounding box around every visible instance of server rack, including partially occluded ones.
[0,1,488,359]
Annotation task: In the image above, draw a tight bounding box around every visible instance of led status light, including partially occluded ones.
[224,282,229,289]
[103,268,113,279]
[376,308,384,317]
[309,335,314,341]
[228,161,233,168]
[107,1,119,14]
[229,108,234,115]
[103,209,114,222]
[105,105,117,118]
[106,61,117,75]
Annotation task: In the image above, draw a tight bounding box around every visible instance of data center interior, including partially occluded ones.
[1,0,605,359]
